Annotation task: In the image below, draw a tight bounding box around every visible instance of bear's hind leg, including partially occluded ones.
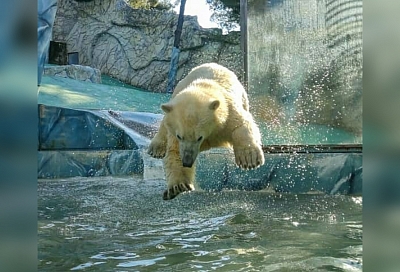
[162,139,196,200]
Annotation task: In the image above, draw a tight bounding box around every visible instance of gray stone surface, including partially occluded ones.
[52,0,243,92]
[44,64,102,83]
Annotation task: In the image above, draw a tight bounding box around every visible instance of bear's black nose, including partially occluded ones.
[182,162,193,168]
[182,153,194,168]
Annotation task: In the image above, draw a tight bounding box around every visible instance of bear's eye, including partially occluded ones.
[197,136,203,142]
[176,134,182,140]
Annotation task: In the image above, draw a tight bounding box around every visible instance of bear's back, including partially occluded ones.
[173,63,249,111]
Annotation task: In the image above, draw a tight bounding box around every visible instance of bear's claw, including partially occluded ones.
[147,141,166,158]
[234,145,265,170]
[163,183,195,200]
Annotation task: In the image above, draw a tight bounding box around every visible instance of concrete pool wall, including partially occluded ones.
[37,102,361,195]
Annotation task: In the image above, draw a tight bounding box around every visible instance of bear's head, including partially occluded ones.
[161,91,227,168]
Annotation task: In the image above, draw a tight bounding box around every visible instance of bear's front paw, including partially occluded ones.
[163,183,195,200]
[234,144,265,170]
[148,140,166,159]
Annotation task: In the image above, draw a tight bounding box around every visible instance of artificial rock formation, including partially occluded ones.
[44,64,102,83]
[52,0,242,92]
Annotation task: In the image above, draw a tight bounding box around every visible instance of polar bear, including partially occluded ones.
[148,63,264,200]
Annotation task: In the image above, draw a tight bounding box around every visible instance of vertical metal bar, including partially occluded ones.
[166,0,187,93]
[240,0,248,92]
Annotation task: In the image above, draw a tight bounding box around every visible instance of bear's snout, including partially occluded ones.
[182,151,195,168]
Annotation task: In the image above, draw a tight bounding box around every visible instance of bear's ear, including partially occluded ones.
[161,103,173,113]
[209,100,220,110]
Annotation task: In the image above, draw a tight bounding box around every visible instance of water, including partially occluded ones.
[38,176,362,271]
[247,0,362,143]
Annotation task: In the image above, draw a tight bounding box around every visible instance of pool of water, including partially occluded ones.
[38,176,362,271]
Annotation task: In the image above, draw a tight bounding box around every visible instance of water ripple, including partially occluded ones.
[38,178,362,271]
[117,256,166,268]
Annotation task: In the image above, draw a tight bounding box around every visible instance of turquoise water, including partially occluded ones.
[38,176,362,271]
[259,123,360,146]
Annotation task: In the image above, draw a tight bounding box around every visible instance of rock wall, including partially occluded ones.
[52,0,243,92]
[44,64,102,83]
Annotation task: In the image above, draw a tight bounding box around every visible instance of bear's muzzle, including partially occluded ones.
[182,152,195,168]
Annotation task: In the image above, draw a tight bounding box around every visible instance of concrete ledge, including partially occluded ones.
[44,64,102,83]
[196,150,362,194]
